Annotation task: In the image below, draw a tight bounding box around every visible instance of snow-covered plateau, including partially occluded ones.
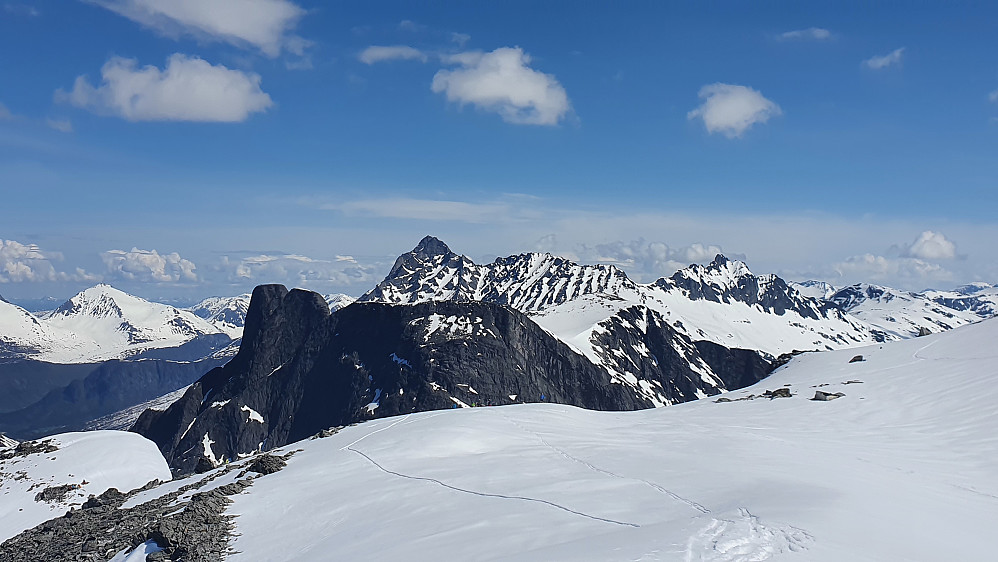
[224,317,998,560]
[20,316,993,561]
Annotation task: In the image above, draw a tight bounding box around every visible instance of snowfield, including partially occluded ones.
[202,317,998,561]
[0,431,171,543]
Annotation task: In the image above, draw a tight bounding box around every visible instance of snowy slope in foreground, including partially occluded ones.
[211,318,998,561]
[0,431,171,542]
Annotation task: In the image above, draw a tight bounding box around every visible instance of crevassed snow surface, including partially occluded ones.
[223,318,998,561]
[0,431,171,543]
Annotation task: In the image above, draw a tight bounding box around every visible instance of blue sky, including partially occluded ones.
[1,0,997,303]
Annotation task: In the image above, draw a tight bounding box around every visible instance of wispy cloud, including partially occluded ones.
[86,0,306,58]
[45,118,73,133]
[3,3,40,17]
[687,83,782,138]
[989,89,998,103]
[322,197,512,223]
[864,47,905,70]
[778,27,831,41]
[57,54,273,122]
[0,101,13,120]
[219,252,385,291]
[398,19,425,32]
[358,45,428,64]
[431,47,571,126]
[833,254,951,284]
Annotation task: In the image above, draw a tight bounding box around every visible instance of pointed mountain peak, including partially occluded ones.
[709,254,730,267]
[412,235,453,258]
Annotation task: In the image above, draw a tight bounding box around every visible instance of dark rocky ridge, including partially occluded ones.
[360,235,634,312]
[134,284,773,474]
[658,255,839,320]
[0,451,294,562]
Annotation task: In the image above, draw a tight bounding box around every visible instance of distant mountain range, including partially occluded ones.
[0,287,353,439]
[1,236,994,445]
[791,280,998,339]
[0,286,357,364]
[129,236,996,473]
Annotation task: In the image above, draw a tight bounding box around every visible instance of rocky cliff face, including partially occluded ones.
[134,284,772,474]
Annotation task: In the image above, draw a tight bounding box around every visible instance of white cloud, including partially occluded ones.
[687,83,782,138]
[0,240,61,282]
[358,45,428,64]
[4,4,40,17]
[989,89,998,103]
[0,101,12,120]
[834,254,951,284]
[431,47,571,125]
[398,20,425,32]
[222,253,382,290]
[101,248,198,283]
[87,0,305,57]
[58,54,273,122]
[323,198,511,223]
[0,240,96,283]
[451,32,471,47]
[46,118,73,133]
[901,230,958,260]
[864,47,905,70]
[778,27,831,41]
[580,239,735,282]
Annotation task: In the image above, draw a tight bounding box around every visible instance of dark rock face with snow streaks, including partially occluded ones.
[135,280,773,474]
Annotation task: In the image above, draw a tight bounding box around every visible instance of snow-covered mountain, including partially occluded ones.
[33,284,228,363]
[361,237,888,359]
[323,292,356,311]
[0,296,85,360]
[362,235,635,311]
[789,280,837,300]
[6,318,996,560]
[0,285,232,363]
[188,294,251,339]
[924,282,998,319]
[826,283,988,339]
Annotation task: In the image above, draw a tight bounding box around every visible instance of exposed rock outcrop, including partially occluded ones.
[134,284,774,474]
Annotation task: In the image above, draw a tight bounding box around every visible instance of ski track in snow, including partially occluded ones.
[499,412,711,514]
[500,412,815,561]
[345,445,640,528]
[338,415,413,451]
